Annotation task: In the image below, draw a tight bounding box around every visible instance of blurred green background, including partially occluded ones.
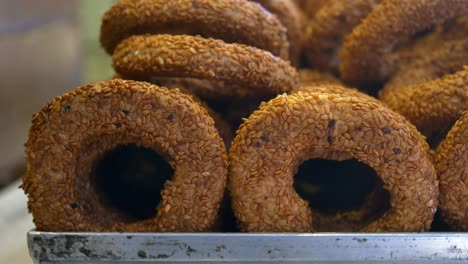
[80,0,116,82]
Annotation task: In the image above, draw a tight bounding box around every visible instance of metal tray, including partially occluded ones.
[28,231,468,263]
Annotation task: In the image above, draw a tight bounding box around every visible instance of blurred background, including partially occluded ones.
[0,1,116,262]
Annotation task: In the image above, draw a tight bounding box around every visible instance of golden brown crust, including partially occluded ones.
[380,68,468,142]
[304,0,382,73]
[100,0,289,59]
[435,111,468,231]
[382,39,468,91]
[153,81,234,148]
[229,91,437,232]
[253,0,305,65]
[294,0,330,18]
[112,75,234,146]
[297,69,342,86]
[292,84,380,105]
[22,79,228,232]
[114,74,234,143]
[340,0,468,90]
[113,34,299,96]
[390,17,468,71]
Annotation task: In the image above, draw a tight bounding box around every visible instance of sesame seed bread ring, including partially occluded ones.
[380,68,468,144]
[435,111,468,231]
[22,79,228,232]
[229,91,437,232]
[252,0,305,65]
[304,0,382,73]
[100,0,289,60]
[340,0,468,90]
[382,39,468,92]
[392,17,468,73]
[113,34,299,96]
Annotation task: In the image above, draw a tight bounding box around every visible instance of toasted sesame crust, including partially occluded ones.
[340,0,468,90]
[297,69,342,86]
[100,0,289,59]
[292,84,379,105]
[21,79,228,232]
[382,39,468,91]
[253,0,305,65]
[390,17,468,72]
[229,91,437,232]
[113,34,299,96]
[380,68,468,142]
[114,75,234,146]
[167,86,234,148]
[304,0,382,73]
[435,111,468,231]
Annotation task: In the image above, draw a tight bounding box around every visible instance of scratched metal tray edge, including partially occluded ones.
[27,230,468,263]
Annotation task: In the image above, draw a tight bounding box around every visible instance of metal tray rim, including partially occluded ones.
[28,230,468,263]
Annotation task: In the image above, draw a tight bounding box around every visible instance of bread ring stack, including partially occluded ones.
[304,0,383,74]
[22,0,467,233]
[101,0,299,99]
[22,0,299,233]
[104,0,300,133]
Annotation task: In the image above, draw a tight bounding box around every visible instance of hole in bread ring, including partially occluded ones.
[293,158,390,231]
